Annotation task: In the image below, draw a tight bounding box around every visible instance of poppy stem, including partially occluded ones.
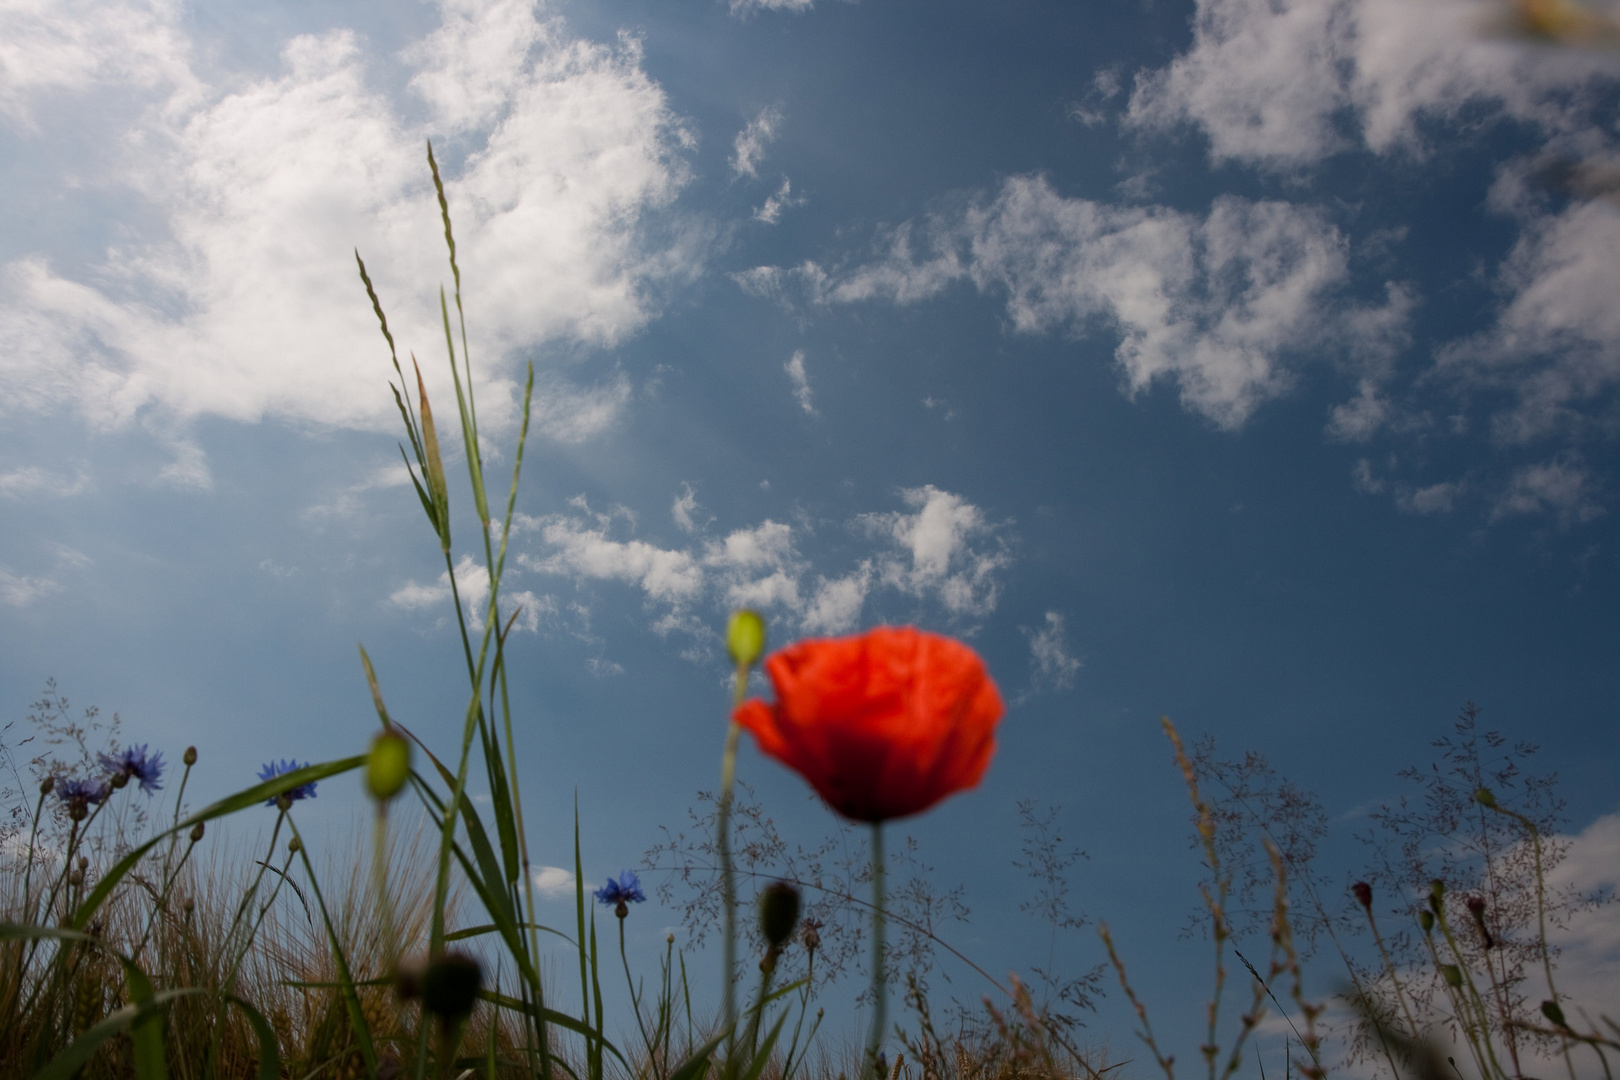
[719,665,748,1063]
[866,822,887,1080]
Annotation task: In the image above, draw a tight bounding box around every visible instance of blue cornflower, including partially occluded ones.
[257,759,318,806]
[99,744,165,794]
[594,870,646,916]
[56,776,110,820]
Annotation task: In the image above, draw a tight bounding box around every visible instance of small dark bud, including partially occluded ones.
[1419,910,1435,933]
[1542,1000,1568,1028]
[109,772,129,790]
[275,793,293,812]
[759,881,801,949]
[1441,965,1462,988]
[68,802,88,822]
[1352,881,1372,909]
[1474,787,1496,808]
[802,918,822,954]
[40,777,54,796]
[78,856,89,872]
[68,870,83,889]
[421,951,482,1022]
[666,933,675,945]
[190,821,205,843]
[1466,896,1486,917]
[288,836,302,854]
[615,899,628,919]
[1430,879,1446,900]
[183,746,198,767]
[183,897,195,916]
[1427,893,1442,916]
[394,960,423,1002]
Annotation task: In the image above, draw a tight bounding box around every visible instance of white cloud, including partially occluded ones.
[1396,479,1464,516]
[729,0,821,16]
[672,483,701,533]
[1440,200,1620,445]
[1491,453,1605,526]
[389,552,552,632]
[531,864,577,899]
[1023,611,1081,691]
[754,178,803,224]
[784,350,816,415]
[516,486,1009,647]
[1126,0,1620,170]
[859,485,1011,617]
[0,466,90,498]
[731,105,782,179]
[0,0,695,450]
[0,566,64,607]
[758,176,1398,430]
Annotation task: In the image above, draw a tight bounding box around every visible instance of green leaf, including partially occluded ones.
[32,988,205,1080]
[225,994,284,1080]
[740,1008,791,1080]
[359,643,393,728]
[669,1030,731,1080]
[446,922,576,949]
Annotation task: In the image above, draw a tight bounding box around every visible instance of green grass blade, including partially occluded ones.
[225,994,284,1080]
[478,989,629,1060]
[359,643,393,727]
[669,1030,730,1080]
[740,1008,792,1080]
[70,756,364,929]
[574,797,590,1034]
[118,954,166,1080]
[446,922,577,948]
[399,733,516,929]
[289,817,378,1077]
[32,987,205,1080]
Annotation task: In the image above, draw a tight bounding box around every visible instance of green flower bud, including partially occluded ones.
[1430,879,1446,900]
[1441,964,1462,988]
[183,746,198,766]
[1474,787,1496,807]
[1419,910,1434,933]
[275,793,293,812]
[366,730,412,802]
[39,776,54,796]
[758,880,802,949]
[190,822,205,843]
[288,836,302,854]
[421,951,482,1022]
[1542,999,1568,1028]
[727,610,767,669]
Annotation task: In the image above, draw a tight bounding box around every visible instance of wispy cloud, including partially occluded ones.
[754,178,803,224]
[784,350,816,415]
[1023,611,1081,692]
[731,105,782,179]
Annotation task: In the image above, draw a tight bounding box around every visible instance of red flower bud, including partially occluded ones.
[734,627,1003,823]
[1352,881,1372,909]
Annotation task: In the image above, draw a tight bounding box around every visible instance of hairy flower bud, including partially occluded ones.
[275,793,293,812]
[68,870,83,888]
[183,746,198,766]
[190,821,205,843]
[109,772,129,790]
[1474,787,1496,808]
[183,897,195,916]
[727,610,767,669]
[421,951,482,1022]
[759,880,802,949]
[366,730,412,802]
[288,836,302,854]
[40,776,54,796]
[1352,881,1372,909]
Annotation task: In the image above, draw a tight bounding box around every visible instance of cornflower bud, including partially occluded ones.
[1352,881,1372,909]
[1441,965,1462,988]
[366,730,412,802]
[1542,1000,1568,1028]
[190,821,205,843]
[183,746,197,766]
[78,856,89,872]
[109,772,129,790]
[288,836,302,854]
[68,870,83,888]
[183,897,195,916]
[727,610,767,669]
[1474,787,1496,808]
[1419,910,1435,933]
[275,793,293,812]
[40,776,54,796]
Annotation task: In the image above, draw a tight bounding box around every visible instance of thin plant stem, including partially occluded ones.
[718,662,748,1057]
[866,822,887,1080]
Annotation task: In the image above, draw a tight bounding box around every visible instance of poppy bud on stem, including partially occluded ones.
[718,609,766,1064]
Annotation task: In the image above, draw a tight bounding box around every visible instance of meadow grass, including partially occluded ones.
[1,141,1614,1080]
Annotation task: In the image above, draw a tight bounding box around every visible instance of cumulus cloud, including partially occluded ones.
[784,350,816,415]
[531,865,577,899]
[744,175,1405,429]
[1023,611,1081,691]
[1491,453,1605,526]
[390,553,552,632]
[731,105,782,179]
[858,485,1011,617]
[1127,0,1620,170]
[0,0,695,449]
[515,484,1009,648]
[729,0,821,16]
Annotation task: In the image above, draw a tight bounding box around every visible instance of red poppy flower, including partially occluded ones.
[733,626,1004,822]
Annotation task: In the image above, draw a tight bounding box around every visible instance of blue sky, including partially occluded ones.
[3,0,1620,1070]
